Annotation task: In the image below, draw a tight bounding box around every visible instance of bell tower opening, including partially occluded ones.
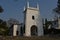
[32,16,35,20]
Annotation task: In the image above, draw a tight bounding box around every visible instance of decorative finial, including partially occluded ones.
[27,1,29,8]
[37,3,39,10]
[24,6,25,11]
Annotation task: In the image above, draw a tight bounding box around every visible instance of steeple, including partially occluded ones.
[37,3,39,10]
[27,1,29,8]
[24,0,43,36]
[24,6,25,11]
[24,1,40,11]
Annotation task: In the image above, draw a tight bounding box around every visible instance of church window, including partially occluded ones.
[32,16,35,20]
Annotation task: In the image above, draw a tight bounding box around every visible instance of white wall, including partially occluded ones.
[13,25,18,36]
[24,7,44,36]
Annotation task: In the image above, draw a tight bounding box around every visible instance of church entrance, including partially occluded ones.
[31,25,38,36]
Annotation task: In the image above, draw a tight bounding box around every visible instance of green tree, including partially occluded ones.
[0,19,9,36]
[0,6,4,13]
[44,20,52,34]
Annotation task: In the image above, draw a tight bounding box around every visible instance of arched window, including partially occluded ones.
[32,16,35,20]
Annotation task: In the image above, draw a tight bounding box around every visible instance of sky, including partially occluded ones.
[0,0,58,23]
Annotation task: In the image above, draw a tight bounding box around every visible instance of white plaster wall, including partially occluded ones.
[13,25,18,36]
[25,8,43,36]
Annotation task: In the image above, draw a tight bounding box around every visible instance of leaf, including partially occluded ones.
[0,6,4,13]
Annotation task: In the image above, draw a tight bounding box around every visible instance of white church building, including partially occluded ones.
[9,2,44,36]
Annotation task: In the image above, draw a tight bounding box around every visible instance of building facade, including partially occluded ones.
[24,2,44,36]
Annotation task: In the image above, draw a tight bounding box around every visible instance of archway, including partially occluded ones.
[31,25,38,36]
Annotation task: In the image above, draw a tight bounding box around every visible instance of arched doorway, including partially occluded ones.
[31,25,38,36]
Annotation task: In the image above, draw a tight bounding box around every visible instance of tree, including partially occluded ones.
[44,20,52,34]
[0,19,9,36]
[0,6,4,13]
[53,0,60,13]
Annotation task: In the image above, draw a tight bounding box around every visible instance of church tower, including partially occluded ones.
[24,1,44,36]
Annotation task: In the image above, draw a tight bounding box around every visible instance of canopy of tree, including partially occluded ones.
[0,6,4,13]
[0,19,9,36]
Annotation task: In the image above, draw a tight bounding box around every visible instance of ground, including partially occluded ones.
[0,36,60,40]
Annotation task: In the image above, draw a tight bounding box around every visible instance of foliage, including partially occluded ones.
[53,0,60,13]
[44,21,52,29]
[44,20,52,34]
[0,6,4,13]
[0,19,9,36]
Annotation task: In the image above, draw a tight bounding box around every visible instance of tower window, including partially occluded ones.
[32,16,35,20]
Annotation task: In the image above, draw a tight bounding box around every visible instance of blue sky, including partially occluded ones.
[0,0,58,23]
